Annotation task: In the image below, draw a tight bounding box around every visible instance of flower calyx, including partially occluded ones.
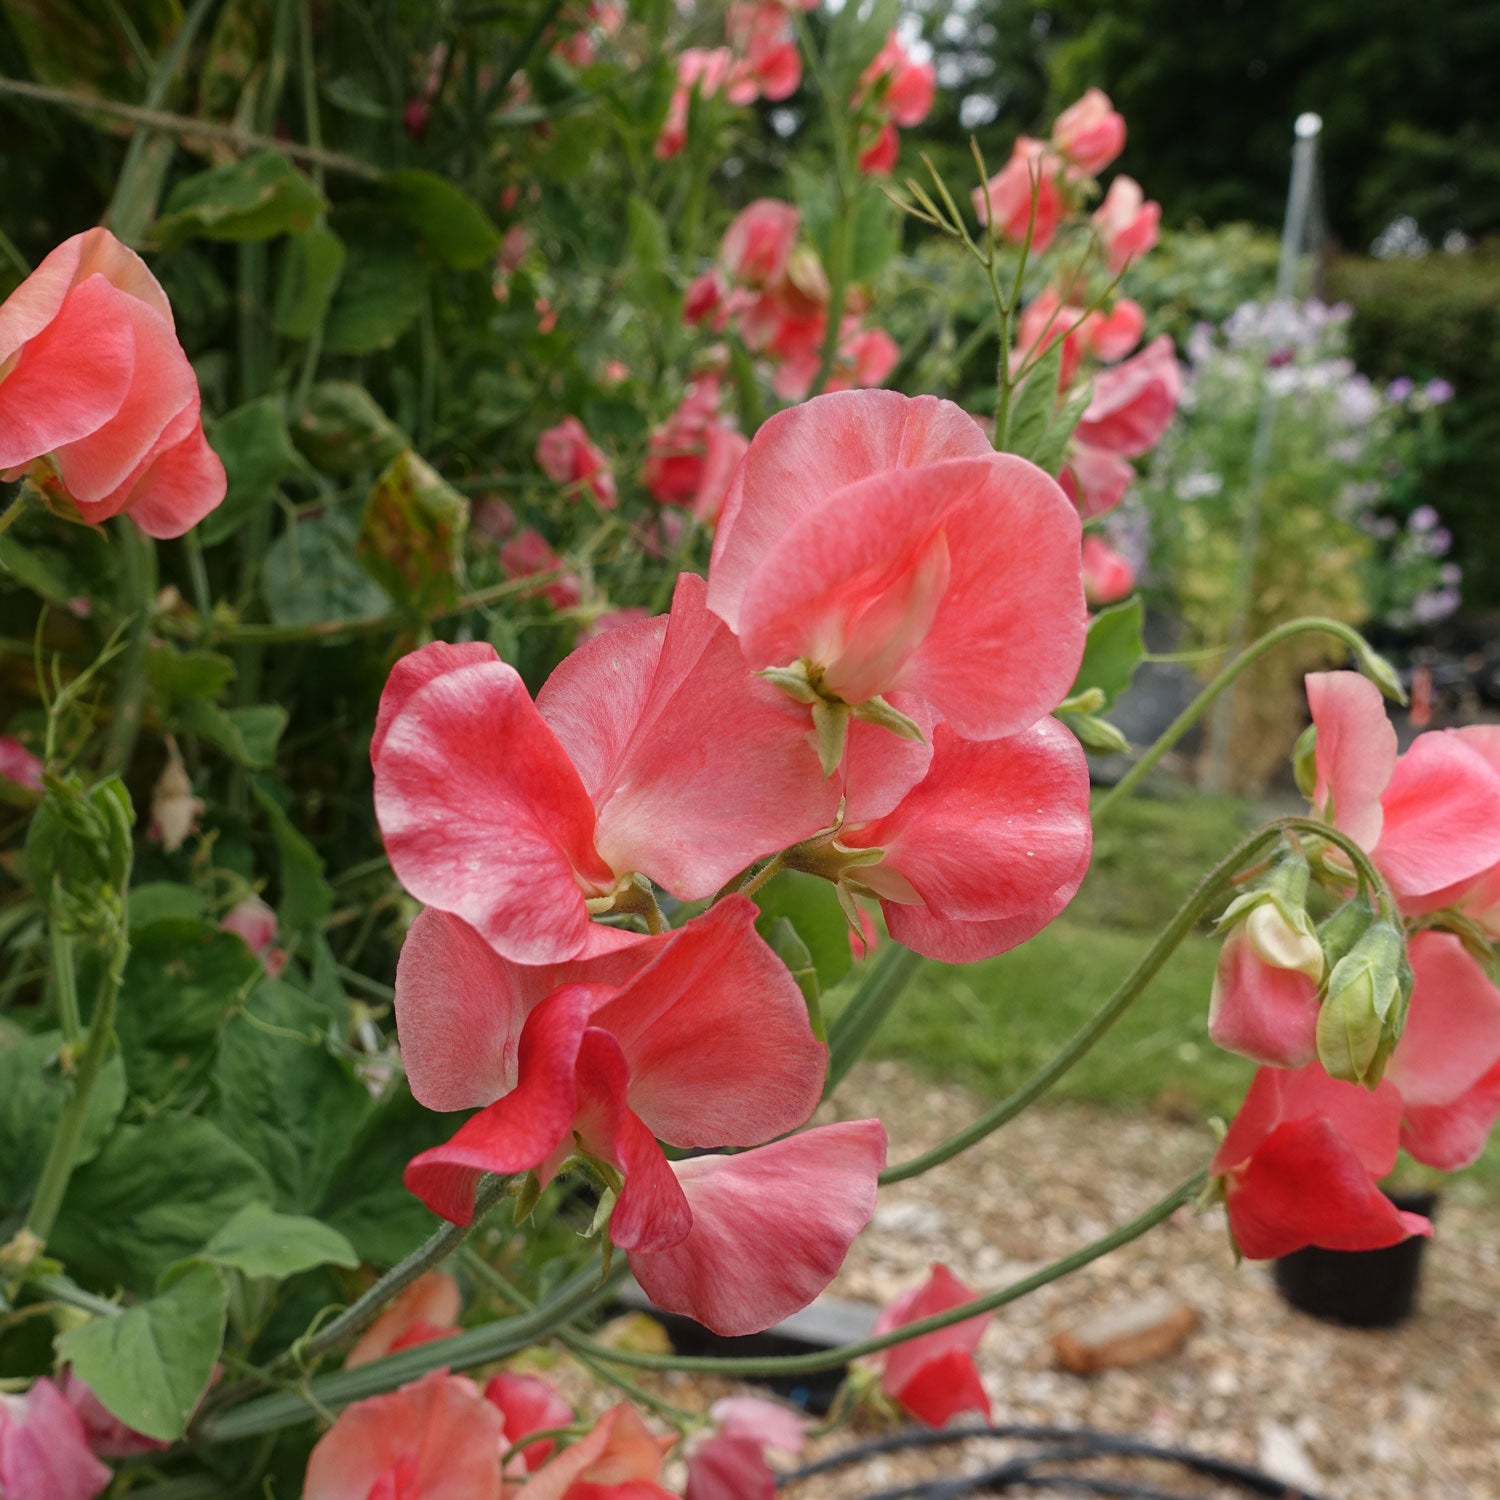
[1216,854,1324,984]
[1316,919,1410,1088]
[761,659,924,776]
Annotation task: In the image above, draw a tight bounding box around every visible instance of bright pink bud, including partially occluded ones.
[219,896,287,979]
[535,415,616,508]
[1092,175,1160,271]
[873,1264,992,1427]
[1207,924,1321,1068]
[1059,441,1134,519]
[1074,336,1180,458]
[1081,534,1135,606]
[484,1372,574,1473]
[970,138,1065,251]
[0,1379,112,1500]
[857,120,901,175]
[721,200,800,287]
[345,1271,461,1369]
[0,734,43,792]
[858,33,936,127]
[1211,1065,1432,1259]
[303,1371,505,1500]
[1052,87,1126,175]
[0,229,225,537]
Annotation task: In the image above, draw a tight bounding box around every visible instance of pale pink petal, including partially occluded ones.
[1305,670,1396,850]
[520,1404,671,1500]
[1387,931,1500,1108]
[94,410,227,539]
[629,1120,886,1336]
[1401,1062,1500,1171]
[687,1432,777,1500]
[1059,441,1134,519]
[372,640,501,765]
[709,1397,807,1455]
[0,1379,112,1500]
[346,1272,462,1369]
[1206,927,1321,1068]
[1073,336,1180,458]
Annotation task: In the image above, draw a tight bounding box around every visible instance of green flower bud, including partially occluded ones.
[1316,922,1405,1086]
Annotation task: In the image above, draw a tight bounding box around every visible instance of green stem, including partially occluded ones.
[25,931,127,1244]
[199,1259,624,1442]
[0,494,25,541]
[49,926,81,1046]
[99,523,158,779]
[1093,616,1401,825]
[569,1171,1204,1378]
[824,944,924,1099]
[738,853,786,902]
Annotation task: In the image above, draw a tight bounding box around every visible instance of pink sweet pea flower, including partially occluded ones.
[1051,87,1126,175]
[1207,923,1322,1069]
[59,1373,168,1461]
[219,896,287,980]
[720,200,800,288]
[643,376,750,524]
[1088,297,1146,363]
[0,734,44,792]
[1018,289,1090,388]
[1059,441,1134,519]
[686,1397,808,1500]
[1305,672,1500,906]
[303,1371,504,1500]
[484,1372,574,1473]
[0,228,226,538]
[726,2,802,102]
[1092,175,1161,271]
[0,1378,113,1500]
[708,390,1086,745]
[1387,932,1500,1170]
[375,576,841,964]
[656,47,736,160]
[857,121,901,175]
[857,32,936,128]
[521,1403,673,1500]
[971,138,1066,251]
[828,719,1092,963]
[840,326,900,388]
[499,528,583,612]
[1210,1064,1432,1260]
[397,896,885,1333]
[345,1270,461,1369]
[535,416,616,508]
[1081,534,1135,606]
[872,1264,992,1427]
[1072,336,1181,458]
[683,270,728,326]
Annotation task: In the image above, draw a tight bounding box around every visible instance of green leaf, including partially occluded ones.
[624,194,673,316]
[1072,597,1145,709]
[1002,338,1063,462]
[116,919,263,1104]
[0,533,81,604]
[261,510,392,626]
[51,1118,272,1292]
[274,224,347,338]
[0,1030,125,1209]
[173,699,289,769]
[155,151,325,247]
[848,183,900,284]
[56,1261,227,1442]
[1030,376,1095,478]
[322,217,427,355]
[755,870,853,996]
[789,162,834,264]
[381,171,502,269]
[202,396,306,546]
[201,1202,358,1278]
[357,449,469,614]
[762,916,825,1042]
[293,382,409,474]
[251,787,333,935]
[147,647,237,703]
[128,882,210,929]
[213,981,374,1211]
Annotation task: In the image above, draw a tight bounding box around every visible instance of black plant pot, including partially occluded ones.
[1272,1191,1438,1327]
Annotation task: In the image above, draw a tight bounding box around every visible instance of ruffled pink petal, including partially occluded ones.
[374,657,615,964]
[403,984,605,1223]
[347,1272,462,1369]
[520,1404,672,1500]
[0,1378,113,1500]
[302,1372,505,1500]
[708,391,993,634]
[874,1263,991,1425]
[687,1432,777,1500]
[1387,931,1500,1108]
[1059,441,1134,519]
[1072,336,1181,458]
[1401,1061,1500,1171]
[629,1120,886,1336]
[484,1372,574,1473]
[1206,927,1321,1068]
[709,1397,808,1455]
[1373,731,1500,901]
[589,897,825,1149]
[538,573,837,897]
[1305,671,1396,850]
[93,409,227,539]
[0,274,135,469]
[1223,1116,1431,1260]
[372,641,502,764]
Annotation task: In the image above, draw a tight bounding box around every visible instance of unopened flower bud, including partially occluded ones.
[1316,921,1405,1086]
[1245,901,1325,983]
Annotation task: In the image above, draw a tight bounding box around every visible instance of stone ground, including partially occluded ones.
[606,1060,1500,1499]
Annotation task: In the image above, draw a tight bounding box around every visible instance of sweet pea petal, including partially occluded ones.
[874,1263,991,1426]
[1305,670,1396,851]
[0,1378,112,1500]
[483,1373,574,1473]
[1401,1062,1500,1171]
[1387,931,1500,1108]
[1207,927,1321,1068]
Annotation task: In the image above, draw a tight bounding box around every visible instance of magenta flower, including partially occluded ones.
[0,1378,112,1500]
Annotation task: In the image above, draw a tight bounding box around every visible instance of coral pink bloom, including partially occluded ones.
[655,47,735,160]
[686,1397,807,1500]
[499,528,582,611]
[858,121,901,175]
[1081,534,1134,606]
[1306,671,1500,904]
[971,138,1065,251]
[841,326,900,388]
[833,719,1092,963]
[720,200,800,288]
[873,1265,992,1427]
[643,377,750,523]
[858,32,936,127]
[374,577,837,963]
[1059,442,1134,519]
[1052,87,1126,175]
[535,415,616,508]
[683,269,728,326]
[0,228,224,538]
[521,1403,673,1500]
[1207,926,1320,1068]
[1089,297,1145,363]
[1401,725,1500,931]
[303,1372,504,1500]
[709,390,1086,741]
[0,1379,112,1500]
[346,1271,461,1369]
[1093,176,1161,272]
[1073,336,1181,458]
[484,1372,574,1473]
[1018,289,1091,388]
[1211,1064,1432,1260]
[1387,932,1500,1170]
[0,734,44,792]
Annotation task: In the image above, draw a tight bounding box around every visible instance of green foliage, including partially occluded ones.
[155,151,326,247]
[358,450,470,615]
[1073,598,1145,710]
[201,1203,359,1279]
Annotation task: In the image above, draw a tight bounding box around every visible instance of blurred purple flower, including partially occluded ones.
[1424,378,1455,405]
[1385,376,1414,403]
